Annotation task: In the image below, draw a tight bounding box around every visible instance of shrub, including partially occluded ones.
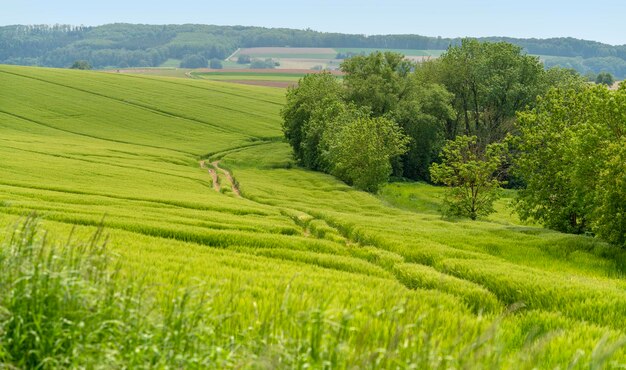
[180,54,208,68]
[209,58,223,69]
[324,116,409,192]
[430,135,507,220]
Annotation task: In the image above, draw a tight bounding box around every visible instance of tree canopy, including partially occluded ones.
[514,85,626,243]
[281,72,344,171]
[430,136,508,220]
[179,54,208,68]
[324,116,409,192]
[281,42,626,245]
[596,71,615,86]
[420,39,546,144]
[282,53,456,188]
[3,24,626,77]
[209,58,223,69]
[70,60,91,70]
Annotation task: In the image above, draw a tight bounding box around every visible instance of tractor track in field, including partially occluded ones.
[200,160,240,197]
[213,161,241,197]
[199,160,220,192]
[205,145,506,313]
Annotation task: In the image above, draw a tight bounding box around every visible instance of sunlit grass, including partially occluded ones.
[1,65,625,368]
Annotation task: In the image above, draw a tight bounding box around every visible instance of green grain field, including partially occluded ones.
[1,65,625,368]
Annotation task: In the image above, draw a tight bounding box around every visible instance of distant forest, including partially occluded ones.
[2,24,626,77]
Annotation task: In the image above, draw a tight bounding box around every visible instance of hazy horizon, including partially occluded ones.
[3,0,626,46]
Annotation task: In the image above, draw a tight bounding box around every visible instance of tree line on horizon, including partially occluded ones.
[282,39,626,248]
[1,23,626,77]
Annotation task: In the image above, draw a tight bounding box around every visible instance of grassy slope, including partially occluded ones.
[1,65,625,368]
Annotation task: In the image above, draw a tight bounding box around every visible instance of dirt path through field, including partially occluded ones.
[199,160,220,192]
[199,160,241,197]
[212,161,241,197]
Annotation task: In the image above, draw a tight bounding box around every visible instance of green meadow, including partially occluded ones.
[1,65,625,368]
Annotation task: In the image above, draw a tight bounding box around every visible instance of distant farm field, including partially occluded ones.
[229,47,446,70]
[1,65,626,368]
[121,47,446,81]
[236,47,337,58]
[193,69,342,88]
[334,47,445,57]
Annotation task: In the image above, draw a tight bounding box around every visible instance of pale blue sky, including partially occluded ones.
[2,0,625,45]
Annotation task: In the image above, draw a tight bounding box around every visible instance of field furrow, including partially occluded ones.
[1,65,625,368]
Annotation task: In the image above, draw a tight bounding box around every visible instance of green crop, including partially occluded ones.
[0,65,625,368]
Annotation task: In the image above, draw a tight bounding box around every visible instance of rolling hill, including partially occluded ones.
[0,65,625,367]
[2,24,626,77]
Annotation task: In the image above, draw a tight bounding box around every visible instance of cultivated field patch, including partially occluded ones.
[1,65,625,368]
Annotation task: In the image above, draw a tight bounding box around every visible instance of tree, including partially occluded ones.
[237,54,251,64]
[390,76,454,180]
[209,58,223,69]
[596,72,615,86]
[324,116,409,192]
[180,54,208,68]
[281,72,344,169]
[341,52,414,116]
[250,58,275,69]
[542,67,588,91]
[514,85,626,238]
[422,39,545,144]
[514,88,594,233]
[340,52,454,181]
[70,60,91,70]
[593,139,626,247]
[430,136,507,220]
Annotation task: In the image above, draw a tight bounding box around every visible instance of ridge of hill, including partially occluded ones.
[1,65,625,367]
[2,24,626,77]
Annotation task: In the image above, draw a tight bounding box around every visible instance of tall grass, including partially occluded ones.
[0,215,218,368]
[2,65,626,368]
[0,217,491,368]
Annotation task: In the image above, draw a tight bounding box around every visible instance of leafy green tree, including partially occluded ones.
[422,39,545,144]
[250,58,276,69]
[593,139,626,247]
[70,60,91,70]
[514,85,626,237]
[209,58,223,69]
[596,71,615,86]
[542,67,588,91]
[180,54,208,68]
[237,54,251,64]
[281,72,344,169]
[341,52,454,180]
[301,99,365,171]
[324,116,409,192]
[341,52,414,116]
[430,136,507,220]
[390,79,454,180]
[514,88,594,233]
